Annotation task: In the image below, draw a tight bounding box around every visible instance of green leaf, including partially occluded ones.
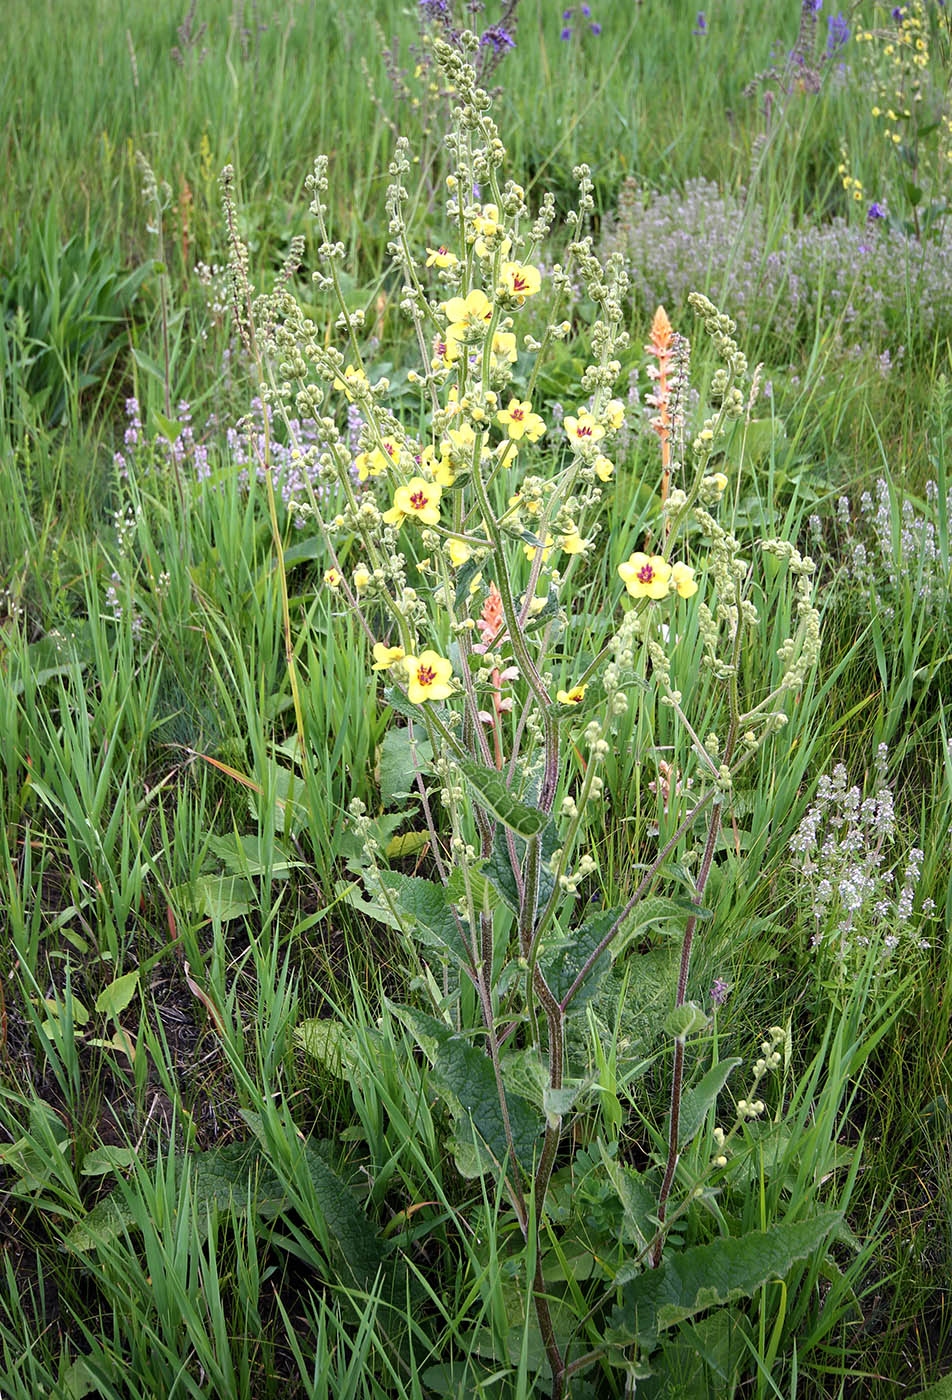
[678,1058,742,1148]
[541,906,625,1015]
[81,1146,139,1176]
[64,1142,287,1252]
[600,1147,657,1254]
[152,410,182,443]
[485,819,559,915]
[378,870,475,969]
[378,726,432,807]
[392,1006,542,1175]
[456,758,548,837]
[295,1019,362,1078]
[385,830,429,860]
[94,969,140,1019]
[910,1374,952,1400]
[612,1210,841,1344]
[664,1002,710,1039]
[171,874,254,923]
[444,864,500,915]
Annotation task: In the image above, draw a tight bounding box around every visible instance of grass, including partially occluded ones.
[2,0,952,1396]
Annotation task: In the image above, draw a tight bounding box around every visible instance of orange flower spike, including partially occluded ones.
[646,305,675,504]
[478,581,505,645]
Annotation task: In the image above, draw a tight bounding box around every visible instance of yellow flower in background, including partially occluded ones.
[383,476,443,528]
[618,552,672,599]
[491,329,518,365]
[671,562,698,598]
[372,643,405,671]
[353,567,371,592]
[426,246,459,269]
[334,363,368,399]
[564,410,605,448]
[557,683,587,705]
[405,650,454,703]
[500,261,541,304]
[324,568,342,588]
[420,443,455,486]
[448,538,472,567]
[497,397,546,442]
[594,454,614,482]
[524,533,554,563]
[604,398,626,430]
[712,472,728,493]
[355,437,400,481]
[560,529,587,555]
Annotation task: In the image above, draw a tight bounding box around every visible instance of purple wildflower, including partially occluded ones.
[867,201,887,222]
[560,25,572,39]
[589,21,601,34]
[826,11,849,52]
[693,11,707,34]
[710,978,730,1007]
[480,24,515,50]
[581,2,591,13]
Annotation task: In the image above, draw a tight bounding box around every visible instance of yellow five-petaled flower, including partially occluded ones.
[405,650,454,704]
[557,683,587,705]
[496,397,546,442]
[383,477,443,528]
[372,643,405,671]
[443,288,493,359]
[500,261,542,305]
[617,553,698,600]
[564,410,605,448]
[618,553,672,599]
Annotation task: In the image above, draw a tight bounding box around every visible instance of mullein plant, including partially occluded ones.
[226,37,822,1396]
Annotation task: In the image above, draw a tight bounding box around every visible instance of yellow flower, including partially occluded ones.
[355,437,400,481]
[594,454,614,482]
[564,410,605,449]
[383,477,443,528]
[557,683,587,705]
[560,529,587,555]
[334,363,368,399]
[353,567,371,592]
[524,533,554,563]
[324,568,342,588]
[712,472,728,493]
[405,650,454,704]
[372,643,405,671]
[448,538,472,567]
[420,443,455,486]
[491,329,518,365]
[426,246,459,269]
[618,552,672,599]
[605,398,626,430]
[508,491,540,516]
[471,204,510,258]
[443,288,493,356]
[497,397,546,442]
[670,562,698,598]
[500,261,542,304]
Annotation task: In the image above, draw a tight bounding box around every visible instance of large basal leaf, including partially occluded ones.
[393,1006,542,1176]
[910,1374,952,1400]
[611,1210,841,1345]
[455,758,549,838]
[64,1141,286,1253]
[378,870,475,970]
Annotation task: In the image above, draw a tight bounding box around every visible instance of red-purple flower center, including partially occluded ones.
[637,563,655,583]
[417,664,436,686]
[577,425,592,438]
[512,273,527,292]
[409,490,428,509]
[511,407,524,421]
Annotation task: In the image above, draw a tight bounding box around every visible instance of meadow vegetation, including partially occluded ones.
[1,1,951,1396]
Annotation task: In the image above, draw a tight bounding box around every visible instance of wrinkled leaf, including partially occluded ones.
[611,1210,840,1344]
[455,758,548,838]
